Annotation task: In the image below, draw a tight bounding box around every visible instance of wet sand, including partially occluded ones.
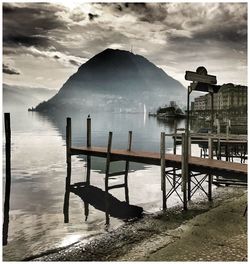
[30,186,247,261]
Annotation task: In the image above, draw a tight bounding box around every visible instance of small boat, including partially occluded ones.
[28,107,36,112]
[156,102,186,119]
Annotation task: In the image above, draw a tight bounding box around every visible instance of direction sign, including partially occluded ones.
[185,71,217,84]
[190,82,221,93]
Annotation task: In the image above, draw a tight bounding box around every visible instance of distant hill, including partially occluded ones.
[35,49,187,113]
[3,84,56,111]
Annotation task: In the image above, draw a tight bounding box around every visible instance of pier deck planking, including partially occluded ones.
[70,146,247,178]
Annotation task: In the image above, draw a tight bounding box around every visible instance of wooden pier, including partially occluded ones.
[64,116,247,224]
[70,146,246,177]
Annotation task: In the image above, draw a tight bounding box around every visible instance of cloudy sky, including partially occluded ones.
[3,2,247,90]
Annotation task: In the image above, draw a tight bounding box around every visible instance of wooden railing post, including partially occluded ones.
[181,133,188,210]
[63,117,72,223]
[86,115,91,185]
[208,137,213,201]
[3,113,11,246]
[161,132,166,210]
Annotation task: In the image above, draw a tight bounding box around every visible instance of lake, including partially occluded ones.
[3,109,202,260]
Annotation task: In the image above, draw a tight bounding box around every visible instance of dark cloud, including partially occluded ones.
[69,59,80,66]
[3,64,20,75]
[116,5,123,12]
[2,2,247,88]
[126,3,167,23]
[3,3,67,50]
[88,13,99,21]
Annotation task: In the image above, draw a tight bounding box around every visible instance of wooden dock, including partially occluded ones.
[70,146,247,178]
[64,116,247,225]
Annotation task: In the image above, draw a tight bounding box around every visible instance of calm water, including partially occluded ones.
[3,109,193,260]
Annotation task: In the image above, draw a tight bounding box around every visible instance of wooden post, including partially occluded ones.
[86,115,91,185]
[208,137,213,201]
[187,133,191,201]
[173,121,177,188]
[211,92,214,132]
[181,133,188,210]
[3,113,11,246]
[63,117,72,223]
[216,119,221,160]
[124,131,132,203]
[160,132,166,210]
[186,87,191,203]
[105,132,113,225]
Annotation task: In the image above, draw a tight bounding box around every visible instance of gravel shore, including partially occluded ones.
[30,186,247,262]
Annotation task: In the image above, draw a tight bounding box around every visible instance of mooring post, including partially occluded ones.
[161,132,166,210]
[3,113,11,246]
[208,137,213,201]
[124,131,132,203]
[63,117,72,223]
[105,132,113,225]
[181,133,188,210]
[86,115,91,185]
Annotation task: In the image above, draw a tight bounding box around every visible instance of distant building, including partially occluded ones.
[193,95,207,110]
[191,83,247,111]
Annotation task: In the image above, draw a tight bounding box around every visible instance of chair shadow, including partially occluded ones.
[70,183,143,221]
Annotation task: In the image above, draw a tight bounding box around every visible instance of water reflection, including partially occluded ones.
[3,109,186,260]
[37,111,186,173]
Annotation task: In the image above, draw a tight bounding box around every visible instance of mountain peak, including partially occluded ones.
[35,48,186,113]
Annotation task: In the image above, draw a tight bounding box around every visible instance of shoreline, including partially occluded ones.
[29,186,247,261]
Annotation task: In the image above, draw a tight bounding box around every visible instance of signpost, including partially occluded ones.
[185,71,217,84]
[184,66,219,202]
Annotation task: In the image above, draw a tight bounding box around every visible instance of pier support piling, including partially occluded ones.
[86,115,91,185]
[181,133,188,210]
[63,117,72,223]
[3,113,11,246]
[208,137,213,201]
[160,132,166,210]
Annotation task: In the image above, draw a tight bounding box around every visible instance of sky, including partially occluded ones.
[2,2,247,90]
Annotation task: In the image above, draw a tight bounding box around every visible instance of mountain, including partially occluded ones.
[35,49,187,113]
[3,83,56,111]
